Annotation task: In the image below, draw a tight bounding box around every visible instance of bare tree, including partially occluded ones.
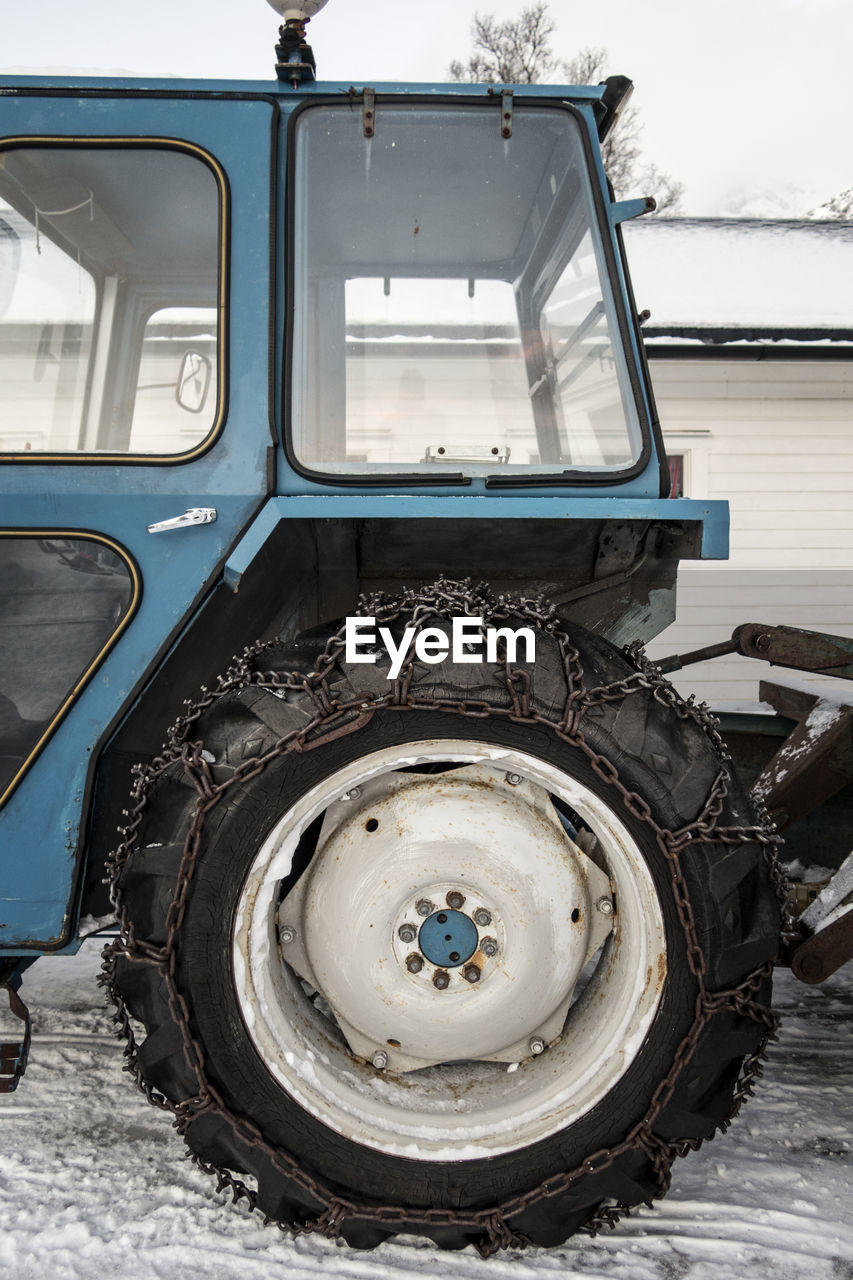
[567,47,683,213]
[448,3,557,85]
[450,7,683,214]
[563,45,642,196]
[635,163,684,217]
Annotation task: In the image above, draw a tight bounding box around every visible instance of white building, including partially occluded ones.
[625,218,853,706]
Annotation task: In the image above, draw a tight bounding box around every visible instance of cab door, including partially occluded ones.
[0,89,275,949]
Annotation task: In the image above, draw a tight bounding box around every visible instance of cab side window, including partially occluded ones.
[0,144,222,458]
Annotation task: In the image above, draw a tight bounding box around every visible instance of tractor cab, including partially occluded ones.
[0,78,661,491]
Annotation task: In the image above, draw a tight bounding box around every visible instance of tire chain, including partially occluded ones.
[101,579,787,1258]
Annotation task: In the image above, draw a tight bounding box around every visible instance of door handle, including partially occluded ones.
[147,507,217,534]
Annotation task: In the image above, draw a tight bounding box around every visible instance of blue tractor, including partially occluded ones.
[1,2,846,1254]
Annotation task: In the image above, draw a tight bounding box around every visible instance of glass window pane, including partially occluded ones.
[539,230,637,467]
[345,278,536,466]
[0,146,221,457]
[0,208,94,451]
[130,307,218,452]
[291,103,643,479]
[0,536,134,802]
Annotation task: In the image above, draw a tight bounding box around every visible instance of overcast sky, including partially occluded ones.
[3,0,852,216]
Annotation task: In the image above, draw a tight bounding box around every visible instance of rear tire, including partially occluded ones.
[106,588,781,1253]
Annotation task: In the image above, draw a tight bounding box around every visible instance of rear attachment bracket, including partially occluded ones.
[657,623,853,984]
[658,621,853,681]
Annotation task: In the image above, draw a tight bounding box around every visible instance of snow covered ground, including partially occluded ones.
[1,942,850,1280]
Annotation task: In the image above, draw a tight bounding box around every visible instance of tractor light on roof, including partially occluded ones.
[266,0,330,18]
[269,0,330,85]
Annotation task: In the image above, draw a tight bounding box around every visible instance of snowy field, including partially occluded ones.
[1,942,850,1280]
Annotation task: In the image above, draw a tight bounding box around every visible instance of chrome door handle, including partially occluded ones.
[147,507,217,533]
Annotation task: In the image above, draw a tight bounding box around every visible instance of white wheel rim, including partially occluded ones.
[233,739,667,1160]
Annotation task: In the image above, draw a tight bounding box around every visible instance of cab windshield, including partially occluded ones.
[290,101,645,481]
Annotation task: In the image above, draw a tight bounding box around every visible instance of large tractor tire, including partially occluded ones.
[104,582,783,1254]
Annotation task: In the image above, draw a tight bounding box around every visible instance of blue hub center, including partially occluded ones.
[418,909,479,968]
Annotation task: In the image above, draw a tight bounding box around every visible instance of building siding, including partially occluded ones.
[645,358,853,704]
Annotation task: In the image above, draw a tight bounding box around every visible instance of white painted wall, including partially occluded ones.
[644,358,853,706]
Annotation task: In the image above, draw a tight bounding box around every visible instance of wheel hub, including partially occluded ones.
[418,909,478,967]
[389,882,505,993]
[276,762,614,1071]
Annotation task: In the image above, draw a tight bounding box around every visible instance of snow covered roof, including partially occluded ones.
[622,218,853,347]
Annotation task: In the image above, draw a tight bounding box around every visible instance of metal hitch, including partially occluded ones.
[658,621,853,681]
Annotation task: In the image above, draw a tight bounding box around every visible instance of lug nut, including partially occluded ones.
[481,936,498,957]
[463,964,481,984]
[473,908,492,927]
[398,923,417,943]
[505,772,523,786]
[279,925,296,945]
[446,890,465,909]
[596,896,615,916]
[406,953,423,974]
[432,969,450,990]
[371,1050,388,1070]
[416,899,434,917]
[529,1036,546,1056]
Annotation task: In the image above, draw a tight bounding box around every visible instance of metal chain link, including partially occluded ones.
[102,579,783,1258]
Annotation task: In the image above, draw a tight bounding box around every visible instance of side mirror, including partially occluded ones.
[175,350,212,414]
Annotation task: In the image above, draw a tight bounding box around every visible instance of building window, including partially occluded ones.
[667,453,684,498]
